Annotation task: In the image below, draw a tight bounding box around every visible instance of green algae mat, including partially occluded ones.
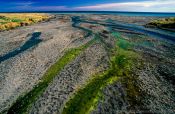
[62,32,141,114]
[7,39,96,114]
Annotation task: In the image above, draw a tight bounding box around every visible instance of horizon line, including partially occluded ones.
[0,11,175,13]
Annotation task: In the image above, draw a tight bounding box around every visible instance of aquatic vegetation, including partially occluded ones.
[112,32,134,49]
[7,39,95,114]
[62,32,140,114]
[0,13,52,31]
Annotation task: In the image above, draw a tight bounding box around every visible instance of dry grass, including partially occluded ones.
[0,13,52,31]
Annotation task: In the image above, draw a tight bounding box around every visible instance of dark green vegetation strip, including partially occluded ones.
[62,32,140,114]
[7,39,95,114]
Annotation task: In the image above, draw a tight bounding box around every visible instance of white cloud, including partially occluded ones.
[30,6,68,11]
[13,6,68,11]
[75,0,175,12]
[11,1,35,6]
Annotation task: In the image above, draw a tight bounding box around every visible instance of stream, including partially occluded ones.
[71,16,175,43]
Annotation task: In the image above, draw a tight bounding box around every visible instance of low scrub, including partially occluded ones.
[0,13,52,31]
[145,17,175,31]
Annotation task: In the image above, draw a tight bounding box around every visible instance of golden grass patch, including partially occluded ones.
[0,13,52,31]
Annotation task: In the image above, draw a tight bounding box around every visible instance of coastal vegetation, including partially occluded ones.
[146,17,175,31]
[0,13,51,31]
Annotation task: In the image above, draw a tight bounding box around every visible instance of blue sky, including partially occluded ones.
[0,0,175,12]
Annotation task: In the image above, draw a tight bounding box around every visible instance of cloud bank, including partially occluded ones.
[76,0,175,12]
